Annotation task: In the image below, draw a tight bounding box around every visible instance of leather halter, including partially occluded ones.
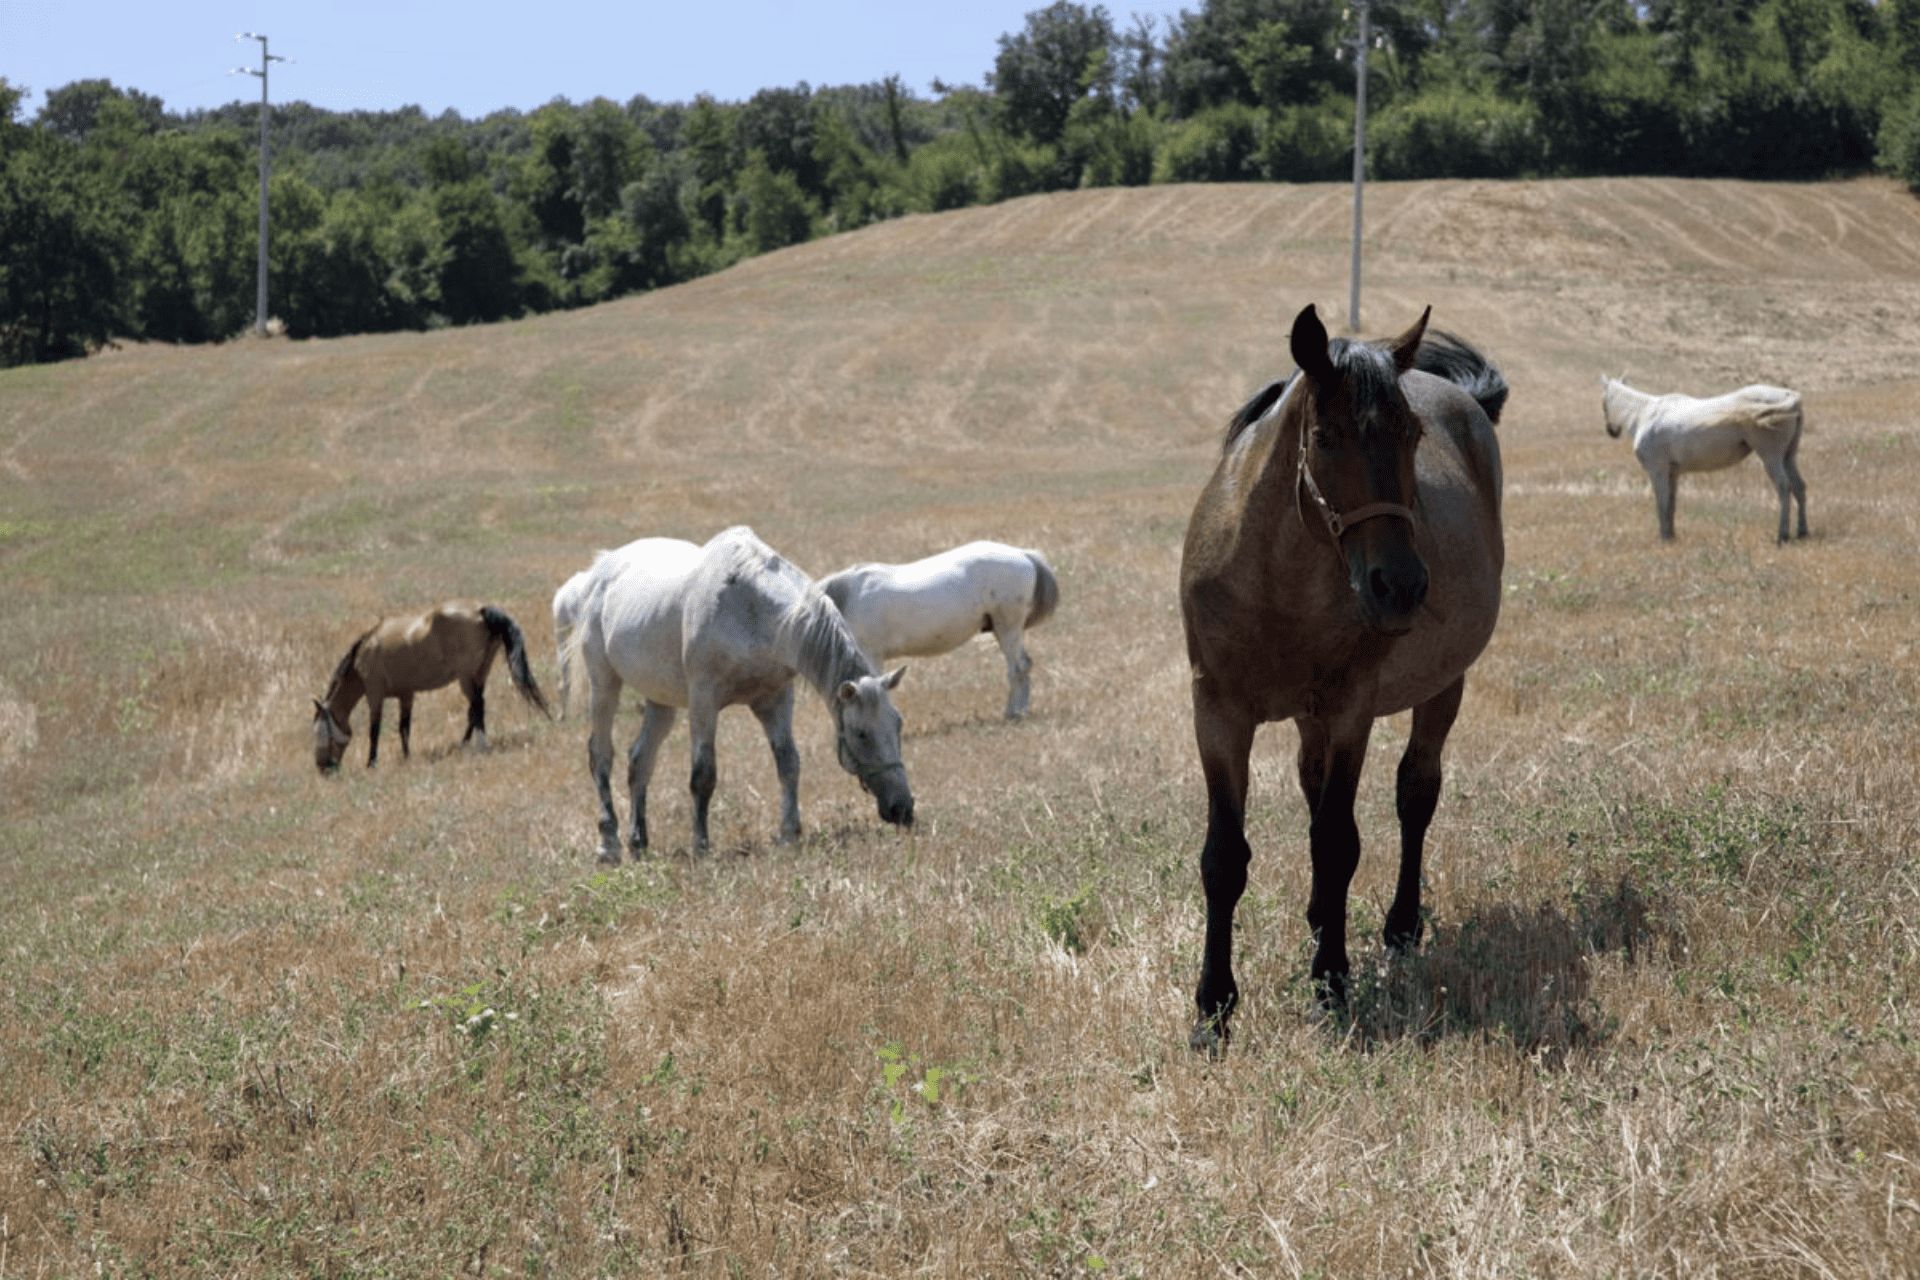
[1294,413,1418,545]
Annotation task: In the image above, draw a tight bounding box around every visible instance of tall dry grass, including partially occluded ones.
[2,179,1918,1276]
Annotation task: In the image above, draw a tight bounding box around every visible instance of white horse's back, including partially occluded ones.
[584,536,705,707]
[1601,376,1808,541]
[820,540,1058,718]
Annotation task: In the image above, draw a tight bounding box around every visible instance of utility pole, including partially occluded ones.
[1348,0,1369,333]
[236,33,284,335]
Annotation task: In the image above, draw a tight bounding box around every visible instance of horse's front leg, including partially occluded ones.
[1191,690,1255,1054]
[1298,710,1374,1004]
[626,701,677,857]
[1654,464,1679,541]
[686,697,721,856]
[1386,676,1464,953]
[366,696,385,768]
[752,687,802,845]
[397,693,415,759]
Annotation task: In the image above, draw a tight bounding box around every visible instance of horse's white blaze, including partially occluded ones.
[819,541,1058,720]
[1601,377,1808,542]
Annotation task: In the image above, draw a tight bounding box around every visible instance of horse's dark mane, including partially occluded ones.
[1222,329,1508,453]
[1411,329,1509,425]
[1221,376,1292,450]
[325,631,371,700]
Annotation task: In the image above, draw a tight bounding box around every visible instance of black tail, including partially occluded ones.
[1413,330,1509,426]
[480,606,553,720]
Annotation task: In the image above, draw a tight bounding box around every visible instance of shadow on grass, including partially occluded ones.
[1338,879,1668,1060]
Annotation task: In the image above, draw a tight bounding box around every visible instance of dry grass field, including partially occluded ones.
[3,176,1919,1277]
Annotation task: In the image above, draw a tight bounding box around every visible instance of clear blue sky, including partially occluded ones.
[4,0,1165,120]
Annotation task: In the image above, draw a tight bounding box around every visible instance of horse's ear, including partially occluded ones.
[1387,306,1432,373]
[312,698,326,719]
[837,680,857,705]
[1288,304,1334,386]
[882,665,906,691]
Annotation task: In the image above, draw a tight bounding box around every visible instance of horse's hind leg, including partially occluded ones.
[626,701,677,856]
[461,677,488,750]
[1783,433,1809,539]
[686,695,722,856]
[752,686,802,845]
[1386,676,1464,954]
[586,671,626,864]
[992,620,1034,719]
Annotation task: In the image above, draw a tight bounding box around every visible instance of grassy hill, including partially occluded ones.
[2,178,1918,1275]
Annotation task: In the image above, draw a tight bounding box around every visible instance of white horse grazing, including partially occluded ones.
[819,541,1060,720]
[1601,376,1808,543]
[568,526,914,862]
[550,568,593,718]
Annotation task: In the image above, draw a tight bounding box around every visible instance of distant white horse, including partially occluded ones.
[1601,376,1808,543]
[551,568,593,718]
[567,526,914,862]
[819,541,1060,719]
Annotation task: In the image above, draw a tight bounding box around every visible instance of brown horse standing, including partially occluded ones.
[1179,304,1508,1052]
[312,601,551,771]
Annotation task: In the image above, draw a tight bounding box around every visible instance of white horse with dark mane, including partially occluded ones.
[819,541,1059,720]
[566,526,914,862]
[550,567,593,718]
[1601,376,1808,543]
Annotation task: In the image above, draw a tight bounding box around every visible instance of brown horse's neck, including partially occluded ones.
[323,654,367,727]
[1248,392,1322,552]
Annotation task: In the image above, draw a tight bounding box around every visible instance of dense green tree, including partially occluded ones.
[739,85,824,196]
[991,2,1120,145]
[1161,0,1352,118]
[34,78,166,143]
[127,128,255,342]
[737,150,818,253]
[433,178,522,323]
[0,131,127,364]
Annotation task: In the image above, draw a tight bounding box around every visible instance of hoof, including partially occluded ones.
[1189,1016,1230,1058]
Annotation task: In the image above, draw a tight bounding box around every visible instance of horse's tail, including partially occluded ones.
[480,606,553,720]
[1414,330,1509,426]
[1024,551,1060,630]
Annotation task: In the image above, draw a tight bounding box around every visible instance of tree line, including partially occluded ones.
[6,0,1920,365]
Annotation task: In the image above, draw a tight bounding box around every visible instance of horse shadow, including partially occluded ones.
[1329,878,1670,1060]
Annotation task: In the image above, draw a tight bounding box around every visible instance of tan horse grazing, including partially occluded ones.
[1179,305,1508,1053]
[312,602,551,771]
[1601,376,1808,543]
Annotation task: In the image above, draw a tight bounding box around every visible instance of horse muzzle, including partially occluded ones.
[879,791,915,828]
[1351,550,1429,635]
